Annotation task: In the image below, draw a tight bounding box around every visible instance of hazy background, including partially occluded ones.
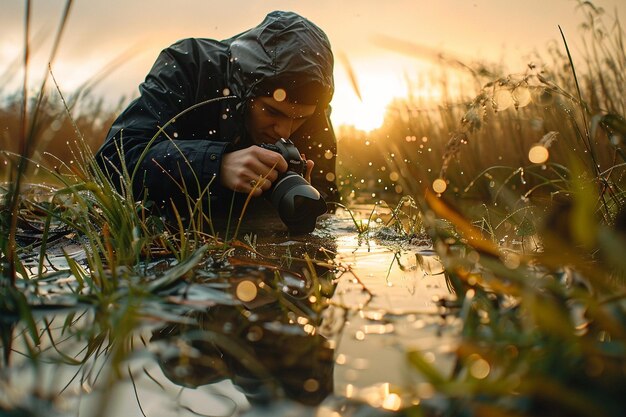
[1,0,624,130]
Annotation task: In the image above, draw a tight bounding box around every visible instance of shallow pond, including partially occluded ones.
[2,205,458,417]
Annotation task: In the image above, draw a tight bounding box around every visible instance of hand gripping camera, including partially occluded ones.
[259,139,327,233]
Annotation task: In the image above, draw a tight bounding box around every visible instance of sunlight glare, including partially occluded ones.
[47,57,110,91]
[331,64,407,132]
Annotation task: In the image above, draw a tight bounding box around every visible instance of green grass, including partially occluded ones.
[331,2,626,416]
[371,3,626,416]
[337,2,625,212]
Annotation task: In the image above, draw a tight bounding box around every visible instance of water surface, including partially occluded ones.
[2,206,456,416]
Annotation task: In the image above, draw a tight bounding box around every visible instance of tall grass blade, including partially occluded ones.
[145,244,208,292]
[338,52,362,101]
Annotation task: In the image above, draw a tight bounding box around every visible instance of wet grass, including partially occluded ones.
[338,2,625,209]
[0,3,338,414]
[339,2,626,416]
[320,1,626,416]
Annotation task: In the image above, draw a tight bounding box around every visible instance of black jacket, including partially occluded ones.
[95,11,337,216]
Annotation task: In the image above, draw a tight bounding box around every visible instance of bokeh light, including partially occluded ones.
[528,144,549,164]
[236,280,257,302]
[273,88,287,102]
[512,87,531,107]
[469,354,491,379]
[493,89,513,111]
[382,393,402,411]
[432,178,447,193]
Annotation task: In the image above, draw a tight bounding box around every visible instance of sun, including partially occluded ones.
[330,66,407,132]
[329,56,443,132]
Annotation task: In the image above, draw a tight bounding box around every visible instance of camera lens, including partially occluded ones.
[269,173,327,234]
[259,139,327,233]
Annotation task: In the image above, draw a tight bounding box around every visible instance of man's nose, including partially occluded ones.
[273,119,292,139]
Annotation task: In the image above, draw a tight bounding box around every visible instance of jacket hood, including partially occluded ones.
[225,11,334,105]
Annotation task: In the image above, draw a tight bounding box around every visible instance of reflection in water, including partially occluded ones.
[2,206,454,416]
[152,261,338,407]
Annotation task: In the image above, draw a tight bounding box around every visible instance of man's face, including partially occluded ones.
[246,95,317,145]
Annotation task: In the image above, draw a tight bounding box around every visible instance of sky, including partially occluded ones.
[1,0,624,131]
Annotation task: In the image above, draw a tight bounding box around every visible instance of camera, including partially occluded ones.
[259,138,327,233]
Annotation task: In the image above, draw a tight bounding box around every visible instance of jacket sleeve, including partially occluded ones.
[95,39,232,211]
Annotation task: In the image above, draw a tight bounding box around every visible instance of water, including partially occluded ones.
[1,206,456,417]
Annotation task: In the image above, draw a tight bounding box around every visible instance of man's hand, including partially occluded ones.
[302,154,314,184]
[220,146,288,196]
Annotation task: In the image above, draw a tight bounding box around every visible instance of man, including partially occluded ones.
[95,11,337,225]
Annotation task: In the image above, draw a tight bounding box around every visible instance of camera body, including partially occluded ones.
[259,139,327,233]
[259,139,307,177]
